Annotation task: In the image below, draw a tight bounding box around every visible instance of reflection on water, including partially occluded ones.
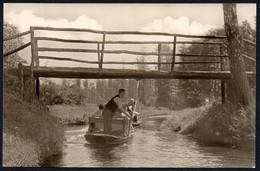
[49,115,255,168]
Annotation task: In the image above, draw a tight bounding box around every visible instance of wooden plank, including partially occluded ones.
[6,67,255,79]
[99,61,222,65]
[100,33,106,71]
[222,44,255,62]
[32,26,226,39]
[158,43,161,71]
[22,66,254,79]
[171,36,177,72]
[38,56,221,65]
[242,54,256,62]
[4,30,30,41]
[3,42,31,58]
[243,39,256,46]
[37,47,228,58]
[37,47,171,55]
[35,37,223,45]
[39,55,98,64]
[177,41,223,45]
[177,54,228,57]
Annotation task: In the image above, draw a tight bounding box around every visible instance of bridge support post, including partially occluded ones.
[220,44,226,104]
[157,43,161,71]
[171,36,177,72]
[221,80,226,103]
[36,78,40,99]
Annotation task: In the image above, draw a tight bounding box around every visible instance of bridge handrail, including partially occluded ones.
[243,39,256,46]
[3,30,30,41]
[222,44,256,63]
[35,37,224,45]
[3,30,31,58]
[32,26,226,39]
[3,26,255,69]
[3,42,31,58]
[37,47,228,58]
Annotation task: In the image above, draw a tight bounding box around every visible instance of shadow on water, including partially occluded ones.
[47,114,255,168]
[83,142,132,167]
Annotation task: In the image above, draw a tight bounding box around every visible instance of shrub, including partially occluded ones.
[193,102,255,148]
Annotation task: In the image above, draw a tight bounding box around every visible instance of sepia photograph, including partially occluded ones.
[2,3,256,168]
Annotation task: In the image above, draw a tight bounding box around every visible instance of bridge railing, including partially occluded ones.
[3,30,31,58]
[4,26,256,73]
[30,26,229,72]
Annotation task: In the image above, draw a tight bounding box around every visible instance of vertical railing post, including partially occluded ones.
[171,36,177,72]
[220,44,226,103]
[35,38,40,98]
[31,27,40,99]
[157,43,161,71]
[18,62,24,99]
[97,43,101,69]
[30,27,35,67]
[100,33,106,73]
[29,27,37,101]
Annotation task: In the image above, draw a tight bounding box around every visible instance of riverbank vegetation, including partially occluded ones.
[161,102,255,149]
[3,81,64,167]
[3,22,64,167]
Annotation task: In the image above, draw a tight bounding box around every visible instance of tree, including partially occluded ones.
[223,4,255,108]
[155,45,172,107]
[3,21,26,69]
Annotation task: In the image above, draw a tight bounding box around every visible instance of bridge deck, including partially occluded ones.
[11,66,254,79]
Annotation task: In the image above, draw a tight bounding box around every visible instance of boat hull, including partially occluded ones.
[84,132,132,144]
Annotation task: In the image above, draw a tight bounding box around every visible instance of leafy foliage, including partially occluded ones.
[3,21,26,69]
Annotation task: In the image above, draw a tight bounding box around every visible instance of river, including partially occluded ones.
[47,115,255,168]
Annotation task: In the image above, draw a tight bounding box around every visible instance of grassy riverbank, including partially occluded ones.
[3,89,64,167]
[161,102,255,149]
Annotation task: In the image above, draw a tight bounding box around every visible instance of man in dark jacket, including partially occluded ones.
[102,89,133,133]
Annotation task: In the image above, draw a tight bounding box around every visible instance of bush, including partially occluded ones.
[40,81,85,105]
[193,102,255,149]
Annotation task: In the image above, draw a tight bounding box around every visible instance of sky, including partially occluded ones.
[4,3,256,70]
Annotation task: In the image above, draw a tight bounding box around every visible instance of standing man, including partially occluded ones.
[102,89,133,133]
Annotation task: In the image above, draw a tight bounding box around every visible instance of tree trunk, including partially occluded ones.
[223,4,255,107]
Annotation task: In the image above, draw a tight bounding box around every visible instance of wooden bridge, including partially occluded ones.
[4,26,256,102]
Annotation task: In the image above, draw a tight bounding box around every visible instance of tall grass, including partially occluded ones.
[3,88,65,167]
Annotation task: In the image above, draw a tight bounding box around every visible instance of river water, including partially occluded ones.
[48,115,255,168]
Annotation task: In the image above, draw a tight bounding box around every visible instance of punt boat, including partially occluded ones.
[84,116,133,144]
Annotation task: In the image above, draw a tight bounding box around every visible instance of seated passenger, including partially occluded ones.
[126,99,135,114]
